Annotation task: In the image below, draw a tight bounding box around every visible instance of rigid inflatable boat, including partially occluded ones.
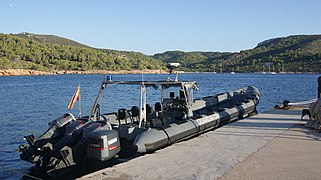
[18,64,260,176]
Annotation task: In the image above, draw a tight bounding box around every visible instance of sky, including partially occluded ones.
[0,0,320,55]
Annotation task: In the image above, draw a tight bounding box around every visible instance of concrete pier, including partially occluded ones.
[79,108,321,180]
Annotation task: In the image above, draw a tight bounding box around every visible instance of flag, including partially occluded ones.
[68,84,80,110]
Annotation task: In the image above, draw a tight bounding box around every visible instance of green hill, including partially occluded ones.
[153,35,321,72]
[227,35,321,72]
[0,33,164,71]
[13,32,89,48]
[0,33,320,73]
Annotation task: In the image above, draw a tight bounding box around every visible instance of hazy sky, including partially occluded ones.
[1,0,320,55]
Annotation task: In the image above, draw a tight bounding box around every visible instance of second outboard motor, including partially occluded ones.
[38,113,76,145]
[19,113,76,163]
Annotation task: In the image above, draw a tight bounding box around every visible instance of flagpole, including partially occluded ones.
[78,84,82,118]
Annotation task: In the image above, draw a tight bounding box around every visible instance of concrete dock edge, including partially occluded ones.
[79,108,321,180]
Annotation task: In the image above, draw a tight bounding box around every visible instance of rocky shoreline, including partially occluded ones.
[0,69,166,76]
[1,69,319,76]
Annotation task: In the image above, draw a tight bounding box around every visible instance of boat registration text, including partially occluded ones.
[196,113,220,126]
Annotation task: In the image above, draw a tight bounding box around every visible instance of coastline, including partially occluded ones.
[0,69,320,76]
[0,69,166,76]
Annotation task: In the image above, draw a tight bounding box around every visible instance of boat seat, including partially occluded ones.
[146,104,152,115]
[131,106,139,117]
[131,106,139,122]
[155,102,162,112]
[118,108,132,125]
[154,102,163,119]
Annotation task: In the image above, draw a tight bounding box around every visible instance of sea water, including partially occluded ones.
[0,73,319,179]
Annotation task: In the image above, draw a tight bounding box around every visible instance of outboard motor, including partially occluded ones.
[18,112,120,175]
[87,129,120,161]
[19,113,76,163]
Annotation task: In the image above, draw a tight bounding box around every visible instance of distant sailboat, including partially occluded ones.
[267,63,276,74]
[270,64,277,74]
[213,65,217,74]
[230,67,236,74]
[220,64,223,73]
[279,63,286,74]
[262,64,267,74]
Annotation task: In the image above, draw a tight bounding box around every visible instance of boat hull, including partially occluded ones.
[18,84,259,176]
[134,86,259,153]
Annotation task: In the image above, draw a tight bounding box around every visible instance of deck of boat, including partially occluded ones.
[79,107,321,180]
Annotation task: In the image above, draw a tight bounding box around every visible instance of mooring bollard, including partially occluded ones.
[282,100,290,109]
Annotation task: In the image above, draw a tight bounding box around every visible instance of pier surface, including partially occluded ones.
[79,108,321,180]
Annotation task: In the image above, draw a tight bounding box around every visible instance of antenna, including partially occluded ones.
[141,70,144,82]
[166,63,180,81]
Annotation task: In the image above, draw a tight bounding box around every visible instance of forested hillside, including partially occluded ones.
[14,32,89,48]
[0,33,320,73]
[153,35,321,72]
[0,33,163,71]
[226,35,321,72]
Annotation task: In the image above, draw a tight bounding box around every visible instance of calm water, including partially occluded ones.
[0,73,320,179]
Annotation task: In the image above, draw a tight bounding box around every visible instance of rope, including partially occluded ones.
[261,93,317,106]
[259,93,283,104]
[0,164,43,180]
